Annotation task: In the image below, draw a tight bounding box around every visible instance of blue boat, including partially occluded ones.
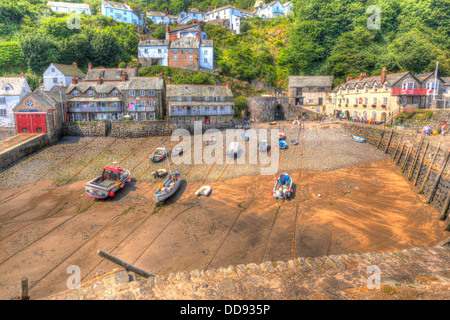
[278,140,287,149]
[241,133,249,141]
[350,134,366,143]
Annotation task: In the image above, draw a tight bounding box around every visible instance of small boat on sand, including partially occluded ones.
[85,163,131,199]
[205,136,216,145]
[349,134,366,143]
[272,173,293,200]
[151,148,167,162]
[278,140,287,149]
[241,133,249,141]
[195,186,211,197]
[151,169,168,179]
[269,122,277,125]
[276,130,286,139]
[258,140,269,152]
[154,170,181,203]
[290,139,299,145]
[170,147,183,157]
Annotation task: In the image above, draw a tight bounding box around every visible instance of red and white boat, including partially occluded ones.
[85,163,131,199]
[276,130,286,139]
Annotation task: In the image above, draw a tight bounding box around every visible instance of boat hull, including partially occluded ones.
[154,172,181,203]
[85,169,131,199]
[350,134,366,143]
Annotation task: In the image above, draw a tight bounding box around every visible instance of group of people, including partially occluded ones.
[422,121,447,136]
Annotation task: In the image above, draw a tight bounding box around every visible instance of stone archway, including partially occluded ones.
[381,112,387,123]
[274,105,285,121]
[345,110,350,120]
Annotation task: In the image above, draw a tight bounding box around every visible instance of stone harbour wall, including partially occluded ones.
[342,123,450,225]
[44,239,450,300]
[62,121,108,137]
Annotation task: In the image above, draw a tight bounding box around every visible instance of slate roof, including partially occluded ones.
[146,10,166,17]
[51,63,86,78]
[139,39,170,46]
[85,68,138,81]
[102,0,131,11]
[0,77,28,96]
[66,77,164,94]
[288,76,334,88]
[166,84,233,98]
[170,23,200,33]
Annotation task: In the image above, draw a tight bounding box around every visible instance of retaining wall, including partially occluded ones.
[62,121,107,137]
[342,123,450,224]
[0,134,50,170]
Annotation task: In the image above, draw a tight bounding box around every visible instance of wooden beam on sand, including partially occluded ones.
[377,127,385,149]
[97,250,154,278]
[395,143,405,165]
[413,140,429,186]
[392,134,404,161]
[408,135,424,180]
[440,191,450,221]
[419,143,441,194]
[384,128,394,154]
[425,150,450,204]
[401,144,413,173]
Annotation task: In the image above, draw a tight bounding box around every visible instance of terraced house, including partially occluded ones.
[101,0,146,25]
[43,62,85,91]
[332,67,446,122]
[0,74,32,127]
[146,9,177,25]
[65,72,165,121]
[288,75,334,114]
[166,80,234,126]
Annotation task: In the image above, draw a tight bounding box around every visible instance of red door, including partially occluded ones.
[15,114,47,134]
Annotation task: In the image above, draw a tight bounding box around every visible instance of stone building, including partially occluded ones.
[65,72,166,121]
[253,0,292,19]
[0,73,32,127]
[332,67,446,122]
[13,90,64,140]
[288,75,334,115]
[204,4,254,34]
[177,7,204,24]
[166,80,234,125]
[146,9,177,25]
[84,64,138,81]
[43,62,85,91]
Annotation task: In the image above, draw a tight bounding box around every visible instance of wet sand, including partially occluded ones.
[0,159,446,299]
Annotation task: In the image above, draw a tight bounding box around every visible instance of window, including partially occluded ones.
[383,97,388,104]
[173,56,178,61]
[157,49,161,53]
[373,97,377,104]
[426,82,439,91]
[296,88,302,96]
[187,97,192,102]
[309,87,314,92]
[364,97,368,104]
[204,58,208,63]
[318,87,325,92]
[205,97,209,102]
[181,49,185,54]
[402,81,414,89]
[89,89,94,97]
[308,99,313,104]
[220,96,225,101]
[0,109,6,116]
[53,78,58,83]
[140,90,145,96]
[100,93,106,98]
[148,90,155,96]
[113,89,118,96]
[149,101,155,106]
[355,98,358,104]
[173,49,178,54]
[129,89,135,96]
[189,49,193,54]
[0,97,5,105]
[177,97,182,102]
[74,89,79,97]
[189,56,193,62]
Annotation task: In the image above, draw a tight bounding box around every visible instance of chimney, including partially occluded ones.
[164,8,168,16]
[226,82,231,90]
[167,76,171,85]
[159,71,163,79]
[198,6,200,13]
[97,76,102,84]
[88,62,92,70]
[381,66,387,83]
[71,77,77,85]
[165,25,169,40]
[72,62,77,68]
[234,4,237,8]
[359,72,367,82]
[20,72,25,79]
[197,25,201,41]
[122,72,128,82]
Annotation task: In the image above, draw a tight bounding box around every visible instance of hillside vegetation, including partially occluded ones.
[0,0,449,90]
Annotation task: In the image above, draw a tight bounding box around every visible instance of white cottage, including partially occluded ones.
[0,73,32,127]
[43,62,86,91]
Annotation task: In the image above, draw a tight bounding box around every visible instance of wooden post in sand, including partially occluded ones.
[401,144,413,173]
[384,128,394,154]
[419,143,441,194]
[413,140,429,186]
[377,127,385,149]
[440,191,450,221]
[425,150,450,204]
[395,143,405,165]
[97,250,153,278]
[408,135,424,180]
[392,134,404,161]
[20,277,29,300]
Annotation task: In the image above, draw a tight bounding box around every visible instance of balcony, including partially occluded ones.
[68,106,122,113]
[392,88,428,96]
[272,9,284,14]
[127,106,156,112]
[170,109,234,116]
